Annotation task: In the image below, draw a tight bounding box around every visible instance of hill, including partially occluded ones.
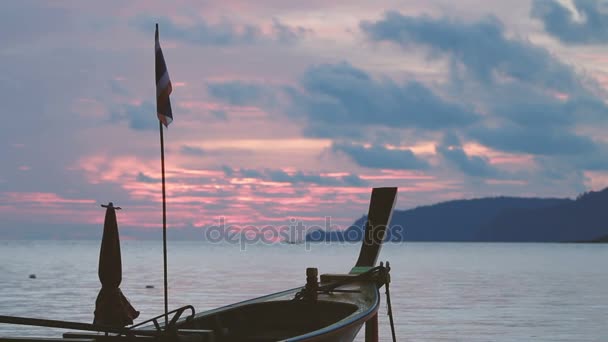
[307,188,608,242]
[476,189,608,242]
[589,235,608,243]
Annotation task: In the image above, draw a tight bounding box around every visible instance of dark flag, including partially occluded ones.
[155,24,173,127]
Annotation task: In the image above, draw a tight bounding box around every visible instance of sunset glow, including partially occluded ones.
[2,0,608,239]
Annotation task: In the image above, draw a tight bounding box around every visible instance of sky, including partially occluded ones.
[1,0,608,238]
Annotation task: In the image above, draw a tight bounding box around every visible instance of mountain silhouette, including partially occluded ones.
[477,189,608,242]
[587,235,608,243]
[307,188,608,242]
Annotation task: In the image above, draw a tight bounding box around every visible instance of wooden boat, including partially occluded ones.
[134,187,398,341]
[0,187,398,342]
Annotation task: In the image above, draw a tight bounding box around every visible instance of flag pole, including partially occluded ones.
[155,22,169,327]
[159,120,168,327]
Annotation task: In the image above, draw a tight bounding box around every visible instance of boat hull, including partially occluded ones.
[156,280,380,341]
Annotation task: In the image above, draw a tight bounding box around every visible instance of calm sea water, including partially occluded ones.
[0,241,607,341]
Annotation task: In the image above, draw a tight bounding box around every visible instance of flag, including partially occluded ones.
[155,24,173,127]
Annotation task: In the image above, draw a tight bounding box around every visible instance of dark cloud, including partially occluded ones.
[267,169,368,186]
[332,142,429,170]
[299,123,367,140]
[288,62,478,135]
[361,11,583,93]
[134,16,307,46]
[548,146,608,171]
[206,61,476,170]
[470,124,597,156]
[221,166,368,186]
[221,165,234,177]
[134,10,608,179]
[210,109,228,121]
[490,92,574,128]
[180,145,206,156]
[136,172,159,183]
[532,157,589,191]
[240,168,265,179]
[576,154,608,171]
[436,134,502,177]
[109,79,129,96]
[361,11,608,160]
[341,173,368,187]
[207,61,477,171]
[532,0,608,44]
[272,18,311,44]
[207,81,275,106]
[110,102,158,131]
[468,87,607,156]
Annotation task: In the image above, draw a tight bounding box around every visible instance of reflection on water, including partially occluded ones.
[1,241,607,341]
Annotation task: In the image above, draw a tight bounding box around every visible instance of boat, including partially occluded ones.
[0,187,398,342]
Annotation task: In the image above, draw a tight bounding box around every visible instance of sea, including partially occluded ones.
[0,241,607,341]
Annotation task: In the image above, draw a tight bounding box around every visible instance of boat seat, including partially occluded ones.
[0,338,94,342]
[176,329,215,342]
[320,273,359,283]
[63,332,154,341]
[63,330,214,342]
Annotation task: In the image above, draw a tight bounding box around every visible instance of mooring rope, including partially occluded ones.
[382,261,397,342]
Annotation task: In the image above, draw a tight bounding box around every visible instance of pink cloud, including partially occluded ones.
[0,192,99,225]
[1,192,96,205]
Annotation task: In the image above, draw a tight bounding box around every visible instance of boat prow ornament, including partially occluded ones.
[101,202,122,210]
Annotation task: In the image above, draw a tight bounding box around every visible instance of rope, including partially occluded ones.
[383,262,397,342]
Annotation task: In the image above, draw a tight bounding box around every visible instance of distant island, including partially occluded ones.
[307,188,608,243]
[590,235,608,243]
[569,234,608,243]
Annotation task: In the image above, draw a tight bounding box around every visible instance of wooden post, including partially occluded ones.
[305,268,318,301]
[365,313,379,342]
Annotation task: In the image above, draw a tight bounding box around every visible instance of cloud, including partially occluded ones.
[136,172,159,183]
[202,11,608,177]
[111,102,158,131]
[545,145,608,171]
[272,18,311,44]
[469,124,598,156]
[466,88,606,156]
[109,79,129,96]
[341,173,368,187]
[180,145,206,156]
[332,142,429,170]
[205,63,479,144]
[361,11,584,93]
[134,16,308,46]
[268,169,368,186]
[240,168,265,179]
[207,81,275,106]
[361,11,608,159]
[210,109,228,121]
[288,62,478,135]
[532,0,608,44]
[221,166,368,186]
[436,134,502,177]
